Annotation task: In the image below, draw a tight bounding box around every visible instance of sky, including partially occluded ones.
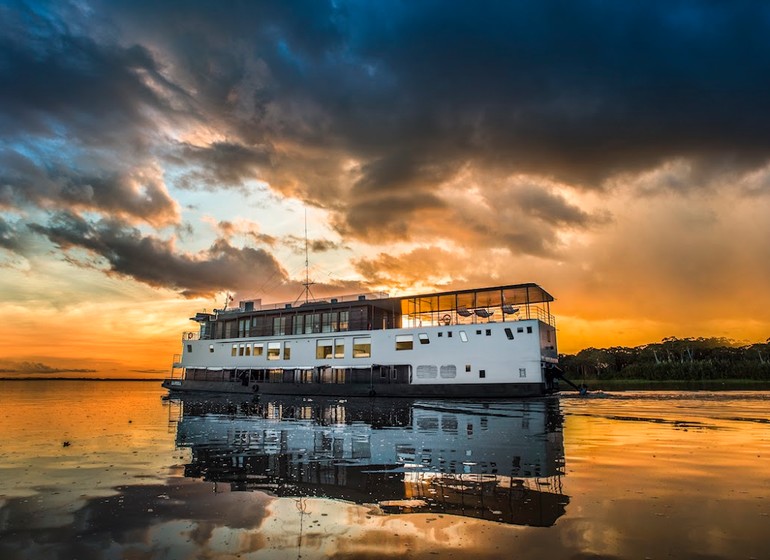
[1,0,770,377]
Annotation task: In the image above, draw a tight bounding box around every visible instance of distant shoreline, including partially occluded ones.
[563,378,770,391]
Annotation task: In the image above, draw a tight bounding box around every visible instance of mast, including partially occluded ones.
[299,208,315,304]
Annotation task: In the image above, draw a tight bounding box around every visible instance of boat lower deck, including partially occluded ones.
[161,378,550,397]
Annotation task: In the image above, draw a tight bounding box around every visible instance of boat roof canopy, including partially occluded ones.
[398,283,553,312]
[209,282,553,318]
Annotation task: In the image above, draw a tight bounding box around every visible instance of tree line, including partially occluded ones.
[559,337,770,381]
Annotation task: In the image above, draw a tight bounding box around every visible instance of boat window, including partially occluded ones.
[485,329,491,336]
[416,365,438,379]
[519,367,527,378]
[517,327,524,333]
[334,338,345,358]
[459,331,468,343]
[504,328,514,340]
[353,337,371,358]
[245,344,251,356]
[322,312,336,333]
[438,332,443,337]
[526,326,533,334]
[476,329,481,335]
[225,321,236,338]
[231,344,238,357]
[267,342,280,360]
[418,333,430,345]
[283,342,291,360]
[440,365,457,378]
[186,344,192,353]
[479,369,486,378]
[293,315,304,335]
[209,345,214,353]
[273,316,289,336]
[239,344,246,356]
[396,334,414,351]
[465,364,471,372]
[447,331,453,338]
[317,339,333,359]
[254,343,264,356]
[339,311,349,332]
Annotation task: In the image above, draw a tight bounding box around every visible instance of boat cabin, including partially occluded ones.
[192,283,555,341]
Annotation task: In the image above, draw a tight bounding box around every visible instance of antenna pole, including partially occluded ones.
[304,209,309,303]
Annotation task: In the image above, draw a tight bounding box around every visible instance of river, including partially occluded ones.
[0,381,768,559]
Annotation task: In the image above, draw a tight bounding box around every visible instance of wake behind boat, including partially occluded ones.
[162,283,559,397]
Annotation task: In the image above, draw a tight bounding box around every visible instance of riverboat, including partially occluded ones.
[162,283,559,397]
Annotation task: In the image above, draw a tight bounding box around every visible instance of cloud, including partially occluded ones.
[0,216,25,253]
[0,149,180,226]
[103,0,770,187]
[176,142,273,188]
[215,219,277,247]
[0,360,96,374]
[7,1,770,239]
[281,234,345,255]
[29,212,291,298]
[0,4,185,226]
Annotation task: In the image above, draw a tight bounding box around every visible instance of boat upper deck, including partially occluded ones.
[189,283,555,341]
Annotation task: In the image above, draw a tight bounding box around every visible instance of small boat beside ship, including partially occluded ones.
[162,282,559,397]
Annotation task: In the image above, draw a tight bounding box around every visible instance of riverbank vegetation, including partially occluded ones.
[559,337,770,384]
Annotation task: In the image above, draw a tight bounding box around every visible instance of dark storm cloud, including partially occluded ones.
[339,191,447,241]
[112,0,770,183]
[94,1,770,240]
[0,149,179,225]
[29,212,290,297]
[0,2,186,225]
[6,1,770,253]
[177,142,273,188]
[512,184,597,227]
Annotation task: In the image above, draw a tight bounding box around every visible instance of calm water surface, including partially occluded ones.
[0,381,768,559]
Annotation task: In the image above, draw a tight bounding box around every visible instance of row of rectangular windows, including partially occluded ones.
[415,365,528,379]
[191,325,537,356]
[228,311,357,338]
[222,337,373,360]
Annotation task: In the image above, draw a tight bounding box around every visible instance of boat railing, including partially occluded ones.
[169,354,183,378]
[403,304,555,329]
[216,292,391,315]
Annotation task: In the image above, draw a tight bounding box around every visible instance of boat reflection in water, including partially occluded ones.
[171,396,568,527]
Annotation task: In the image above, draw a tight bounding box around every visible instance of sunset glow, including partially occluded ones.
[1,2,769,377]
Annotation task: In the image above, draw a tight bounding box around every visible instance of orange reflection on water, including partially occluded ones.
[560,392,770,559]
[1,385,769,559]
[0,381,180,500]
